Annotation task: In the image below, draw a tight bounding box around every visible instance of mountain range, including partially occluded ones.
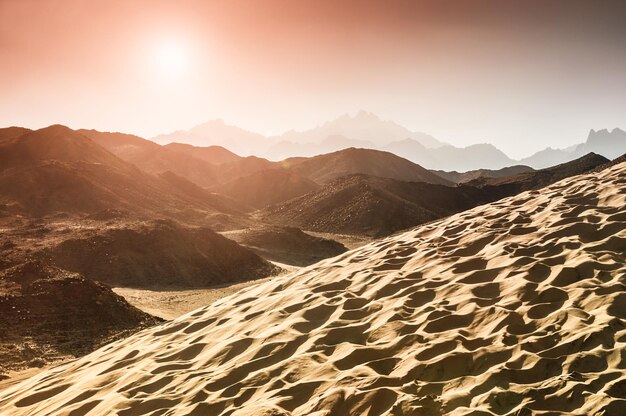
[151,112,626,171]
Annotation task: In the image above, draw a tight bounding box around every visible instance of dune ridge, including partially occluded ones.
[1,162,625,415]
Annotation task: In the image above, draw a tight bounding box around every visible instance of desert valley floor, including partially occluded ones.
[1,157,624,415]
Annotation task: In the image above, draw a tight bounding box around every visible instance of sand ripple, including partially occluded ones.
[1,162,625,415]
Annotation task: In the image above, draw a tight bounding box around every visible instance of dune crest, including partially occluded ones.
[1,162,625,415]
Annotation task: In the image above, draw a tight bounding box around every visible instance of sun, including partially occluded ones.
[154,41,189,80]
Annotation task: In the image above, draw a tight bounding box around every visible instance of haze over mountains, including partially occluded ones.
[153,112,626,171]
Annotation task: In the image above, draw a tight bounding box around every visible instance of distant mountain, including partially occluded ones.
[211,168,319,210]
[281,147,452,185]
[153,119,268,156]
[521,128,626,168]
[164,143,241,165]
[260,174,487,237]
[385,139,517,171]
[264,134,376,160]
[273,111,442,148]
[519,147,572,169]
[574,128,626,160]
[434,165,534,184]
[155,112,444,162]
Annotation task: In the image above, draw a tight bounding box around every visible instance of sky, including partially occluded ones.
[1,0,625,158]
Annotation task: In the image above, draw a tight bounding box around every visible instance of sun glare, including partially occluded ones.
[154,41,189,80]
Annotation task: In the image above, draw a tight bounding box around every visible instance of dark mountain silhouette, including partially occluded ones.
[0,260,160,375]
[224,226,347,266]
[37,219,280,288]
[466,152,609,197]
[593,153,626,172]
[434,165,534,184]
[260,174,487,237]
[281,147,452,185]
[211,168,319,210]
[164,142,241,165]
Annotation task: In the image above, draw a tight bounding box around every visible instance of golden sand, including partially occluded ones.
[1,162,625,415]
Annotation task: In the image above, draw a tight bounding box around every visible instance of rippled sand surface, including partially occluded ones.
[1,162,625,416]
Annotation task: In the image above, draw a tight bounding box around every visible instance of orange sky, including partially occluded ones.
[1,0,625,157]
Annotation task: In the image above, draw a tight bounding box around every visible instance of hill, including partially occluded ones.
[80,129,219,188]
[3,159,624,415]
[433,165,534,184]
[211,169,319,209]
[0,261,160,376]
[164,142,241,165]
[260,174,487,236]
[282,147,451,185]
[222,226,347,266]
[467,152,609,197]
[0,125,240,222]
[36,219,280,288]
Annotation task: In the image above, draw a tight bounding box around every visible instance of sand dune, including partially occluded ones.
[1,162,625,415]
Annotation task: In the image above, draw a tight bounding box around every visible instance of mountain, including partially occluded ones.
[260,174,488,236]
[0,125,242,221]
[223,226,347,266]
[164,143,241,165]
[153,119,269,156]
[154,112,444,162]
[574,128,626,160]
[211,168,319,210]
[433,165,534,184]
[0,127,32,143]
[5,160,625,416]
[273,110,442,148]
[384,140,518,171]
[264,135,376,160]
[466,152,609,197]
[263,153,608,237]
[214,156,278,184]
[0,261,160,375]
[80,129,219,188]
[519,146,572,169]
[521,128,626,168]
[281,147,452,185]
[36,219,280,288]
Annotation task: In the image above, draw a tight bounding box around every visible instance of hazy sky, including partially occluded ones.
[1,0,625,158]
